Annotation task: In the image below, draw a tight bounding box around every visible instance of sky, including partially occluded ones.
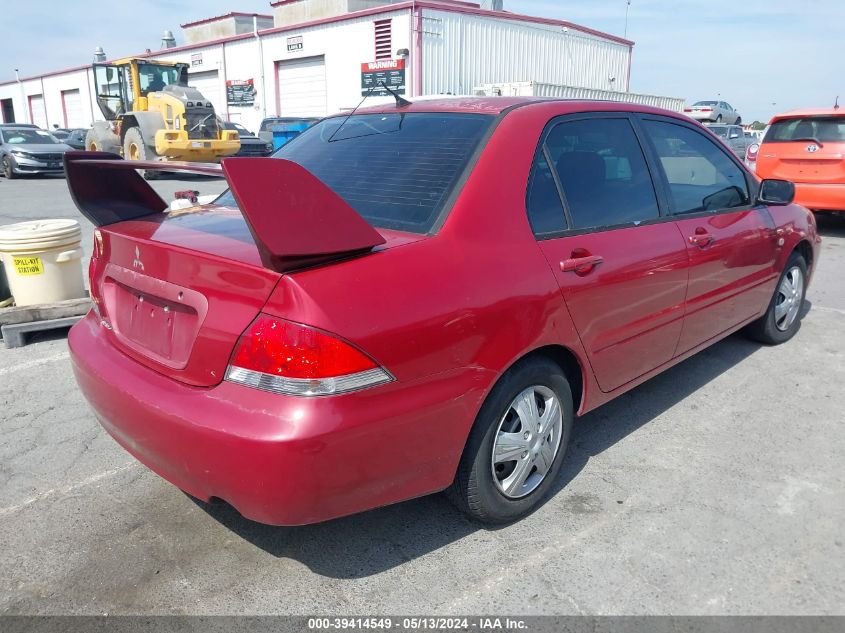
[3,0,844,122]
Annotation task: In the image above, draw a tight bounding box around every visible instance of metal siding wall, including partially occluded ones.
[423,10,630,96]
[475,81,685,112]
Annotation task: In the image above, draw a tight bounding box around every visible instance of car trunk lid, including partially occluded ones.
[757,141,845,184]
[66,152,391,387]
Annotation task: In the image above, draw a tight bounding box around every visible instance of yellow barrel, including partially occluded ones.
[0,219,86,307]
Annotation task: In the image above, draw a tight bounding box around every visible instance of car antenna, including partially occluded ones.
[327,83,379,143]
[379,80,412,108]
[327,81,411,143]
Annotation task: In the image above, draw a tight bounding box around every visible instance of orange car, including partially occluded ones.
[755,107,845,212]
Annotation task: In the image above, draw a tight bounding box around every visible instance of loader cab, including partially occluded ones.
[94,64,130,120]
[93,60,188,120]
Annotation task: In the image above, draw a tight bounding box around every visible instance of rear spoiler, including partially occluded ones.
[64,151,385,272]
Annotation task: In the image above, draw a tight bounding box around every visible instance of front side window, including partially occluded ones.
[543,118,660,230]
[216,113,493,234]
[643,120,750,214]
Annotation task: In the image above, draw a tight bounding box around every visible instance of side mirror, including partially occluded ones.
[758,179,795,206]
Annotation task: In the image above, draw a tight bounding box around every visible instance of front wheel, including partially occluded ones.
[745,252,807,344]
[123,127,160,180]
[85,129,100,152]
[447,357,574,524]
[2,155,17,179]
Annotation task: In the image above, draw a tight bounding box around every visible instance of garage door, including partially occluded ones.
[276,56,327,117]
[29,95,47,128]
[61,89,84,128]
[188,70,223,114]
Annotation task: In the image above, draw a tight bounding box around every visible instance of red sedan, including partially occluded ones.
[66,98,820,525]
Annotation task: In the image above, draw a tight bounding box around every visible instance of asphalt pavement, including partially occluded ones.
[0,175,843,615]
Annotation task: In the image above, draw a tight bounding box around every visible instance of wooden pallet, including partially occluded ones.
[0,297,91,348]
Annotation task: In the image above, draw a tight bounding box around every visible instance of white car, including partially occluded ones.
[684,100,742,124]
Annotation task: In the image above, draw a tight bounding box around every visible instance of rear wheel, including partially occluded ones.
[123,127,159,180]
[735,117,742,125]
[745,251,807,345]
[447,357,574,524]
[2,155,17,179]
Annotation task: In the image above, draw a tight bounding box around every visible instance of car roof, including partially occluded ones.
[770,108,845,121]
[0,123,40,128]
[338,96,684,118]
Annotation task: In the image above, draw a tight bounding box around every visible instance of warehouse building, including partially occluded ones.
[0,0,681,135]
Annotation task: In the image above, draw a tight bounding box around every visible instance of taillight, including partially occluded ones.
[225,314,392,396]
[683,108,692,112]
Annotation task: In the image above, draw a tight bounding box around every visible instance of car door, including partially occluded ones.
[638,116,778,356]
[527,114,690,393]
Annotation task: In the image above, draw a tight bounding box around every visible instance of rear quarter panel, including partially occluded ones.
[767,203,821,276]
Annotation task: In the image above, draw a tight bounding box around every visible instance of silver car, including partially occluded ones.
[0,126,73,179]
[705,124,753,158]
[684,100,742,124]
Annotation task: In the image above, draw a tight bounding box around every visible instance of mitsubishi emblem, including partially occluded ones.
[132,246,145,271]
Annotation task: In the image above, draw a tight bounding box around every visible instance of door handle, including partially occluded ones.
[689,230,715,248]
[561,254,604,274]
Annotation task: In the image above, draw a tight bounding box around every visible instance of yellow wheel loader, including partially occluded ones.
[86,58,239,178]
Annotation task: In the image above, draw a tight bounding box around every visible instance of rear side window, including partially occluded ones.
[643,120,750,214]
[544,118,660,230]
[765,117,845,143]
[526,152,567,235]
[220,113,492,234]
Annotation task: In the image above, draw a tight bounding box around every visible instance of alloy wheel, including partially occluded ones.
[774,265,804,331]
[491,385,563,499]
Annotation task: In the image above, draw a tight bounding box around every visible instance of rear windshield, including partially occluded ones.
[708,125,729,138]
[694,101,717,106]
[218,112,493,234]
[765,117,845,143]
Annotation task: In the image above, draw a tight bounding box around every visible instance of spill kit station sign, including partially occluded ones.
[361,59,406,96]
[226,79,256,106]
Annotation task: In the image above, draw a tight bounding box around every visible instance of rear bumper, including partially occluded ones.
[69,312,488,525]
[687,111,714,121]
[794,182,845,211]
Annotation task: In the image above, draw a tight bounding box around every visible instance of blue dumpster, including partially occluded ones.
[259,117,319,151]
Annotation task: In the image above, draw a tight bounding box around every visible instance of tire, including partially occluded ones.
[735,117,742,125]
[122,127,159,180]
[716,114,723,123]
[745,251,808,345]
[3,155,17,179]
[85,129,100,152]
[447,357,574,524]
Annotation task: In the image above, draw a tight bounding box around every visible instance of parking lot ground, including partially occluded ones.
[0,178,844,615]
